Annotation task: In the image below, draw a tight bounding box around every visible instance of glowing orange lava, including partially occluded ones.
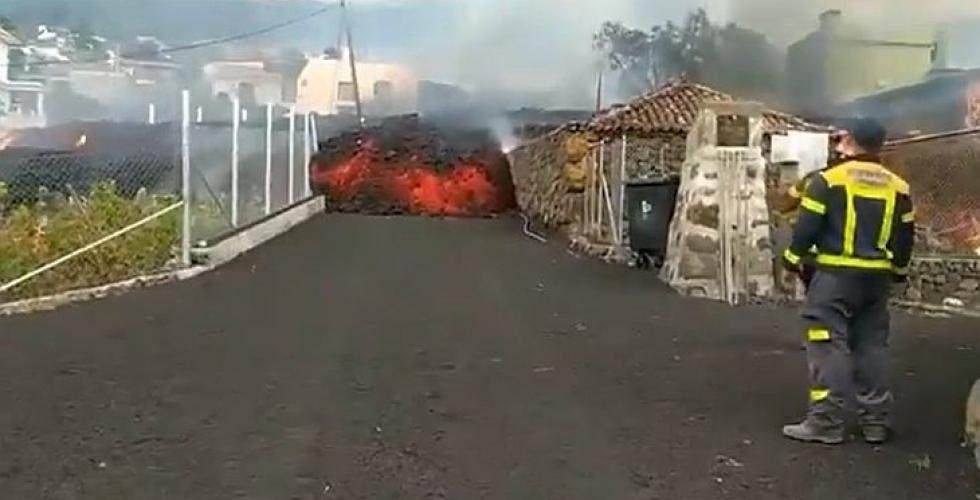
[310,138,514,216]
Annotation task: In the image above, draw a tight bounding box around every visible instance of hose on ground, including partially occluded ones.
[520,213,548,244]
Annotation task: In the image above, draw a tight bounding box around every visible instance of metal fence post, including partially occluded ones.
[181,90,192,267]
[264,103,273,215]
[307,113,317,197]
[231,96,241,227]
[303,112,311,198]
[288,106,296,204]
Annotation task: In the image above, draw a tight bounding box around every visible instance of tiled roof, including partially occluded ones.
[587,81,833,135]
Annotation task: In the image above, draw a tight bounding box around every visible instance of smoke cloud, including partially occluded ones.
[727,0,980,46]
[6,0,979,113]
[393,0,688,109]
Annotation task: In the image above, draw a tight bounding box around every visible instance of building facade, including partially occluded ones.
[841,69,980,138]
[202,61,284,105]
[0,28,45,127]
[295,48,417,116]
[787,10,937,117]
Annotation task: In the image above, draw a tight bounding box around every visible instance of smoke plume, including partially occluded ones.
[727,0,980,46]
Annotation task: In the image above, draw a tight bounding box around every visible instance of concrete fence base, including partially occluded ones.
[192,196,325,267]
[1,196,326,316]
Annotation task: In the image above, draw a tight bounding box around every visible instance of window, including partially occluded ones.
[337,81,356,102]
[374,80,393,100]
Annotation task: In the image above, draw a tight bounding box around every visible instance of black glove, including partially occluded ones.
[800,265,815,287]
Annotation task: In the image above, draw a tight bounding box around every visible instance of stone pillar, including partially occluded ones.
[661,102,775,304]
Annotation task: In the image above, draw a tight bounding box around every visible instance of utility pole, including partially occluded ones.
[340,0,364,127]
[595,68,603,113]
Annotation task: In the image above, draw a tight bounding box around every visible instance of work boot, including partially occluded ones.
[860,425,891,444]
[782,420,844,445]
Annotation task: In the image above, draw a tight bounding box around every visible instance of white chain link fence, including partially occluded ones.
[0,91,320,302]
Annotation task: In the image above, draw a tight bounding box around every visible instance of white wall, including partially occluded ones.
[0,41,10,83]
[295,52,418,115]
[0,41,12,113]
[210,78,282,105]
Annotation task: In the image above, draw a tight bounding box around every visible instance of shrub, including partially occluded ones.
[0,182,179,301]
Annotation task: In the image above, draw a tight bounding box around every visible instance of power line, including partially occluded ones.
[0,3,337,69]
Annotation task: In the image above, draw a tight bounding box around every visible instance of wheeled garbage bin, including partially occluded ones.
[625,178,680,268]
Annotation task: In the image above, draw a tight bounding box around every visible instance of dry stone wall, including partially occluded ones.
[899,257,980,313]
[623,134,687,180]
[508,129,584,235]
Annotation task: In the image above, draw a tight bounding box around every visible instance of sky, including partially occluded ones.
[5,0,980,107]
[338,0,980,105]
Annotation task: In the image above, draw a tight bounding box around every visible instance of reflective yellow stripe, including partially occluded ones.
[810,388,831,402]
[807,328,831,342]
[843,186,857,256]
[901,211,915,223]
[893,266,909,276]
[784,249,802,265]
[800,197,826,215]
[877,194,896,252]
[815,254,894,270]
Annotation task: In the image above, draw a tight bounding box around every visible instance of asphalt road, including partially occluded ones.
[0,214,977,500]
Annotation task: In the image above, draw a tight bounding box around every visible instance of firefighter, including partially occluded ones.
[781,118,915,445]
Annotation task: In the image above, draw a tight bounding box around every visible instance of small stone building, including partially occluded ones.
[508,81,832,257]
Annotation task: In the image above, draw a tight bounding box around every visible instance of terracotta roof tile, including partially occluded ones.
[587,81,833,135]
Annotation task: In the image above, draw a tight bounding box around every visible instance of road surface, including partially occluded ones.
[0,214,977,499]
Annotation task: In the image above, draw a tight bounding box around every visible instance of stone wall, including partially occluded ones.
[899,257,980,312]
[509,129,687,240]
[662,103,775,303]
[622,133,687,180]
[508,128,584,235]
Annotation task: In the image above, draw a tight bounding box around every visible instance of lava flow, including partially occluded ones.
[309,116,516,216]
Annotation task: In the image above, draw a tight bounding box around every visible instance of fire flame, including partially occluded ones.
[311,138,513,216]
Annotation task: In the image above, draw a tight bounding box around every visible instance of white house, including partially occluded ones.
[295,48,417,116]
[202,61,284,105]
[0,28,46,127]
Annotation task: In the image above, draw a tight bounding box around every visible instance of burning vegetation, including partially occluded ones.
[309,115,516,216]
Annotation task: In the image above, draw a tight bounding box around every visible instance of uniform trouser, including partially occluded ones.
[802,270,893,429]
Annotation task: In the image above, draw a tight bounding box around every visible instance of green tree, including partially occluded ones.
[595,9,784,101]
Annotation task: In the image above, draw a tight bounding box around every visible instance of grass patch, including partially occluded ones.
[0,182,179,302]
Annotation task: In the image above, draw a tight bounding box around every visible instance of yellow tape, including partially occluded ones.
[901,211,915,223]
[807,328,831,342]
[815,254,894,271]
[810,388,831,402]
[800,196,826,215]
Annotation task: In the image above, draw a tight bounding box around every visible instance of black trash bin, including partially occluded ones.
[625,178,679,268]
